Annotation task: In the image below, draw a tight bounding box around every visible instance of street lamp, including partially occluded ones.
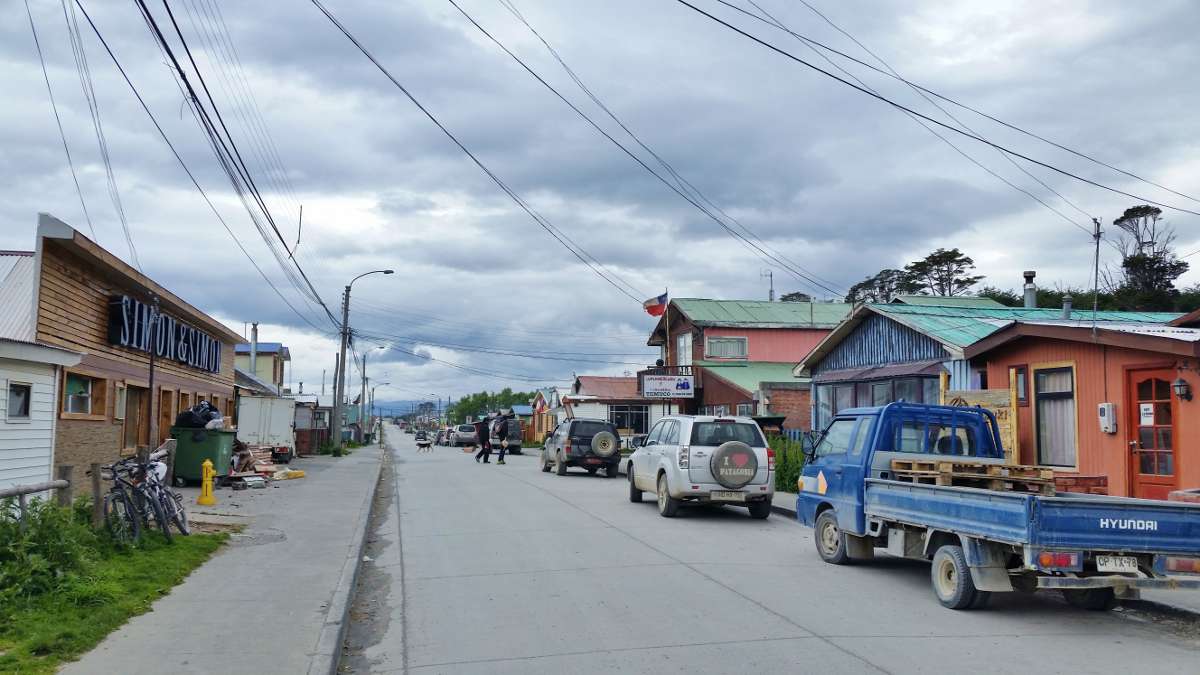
[333,269,393,449]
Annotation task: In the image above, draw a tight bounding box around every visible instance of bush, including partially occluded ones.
[768,435,808,493]
[0,496,100,603]
[316,440,335,456]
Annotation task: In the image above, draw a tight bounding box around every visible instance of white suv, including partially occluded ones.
[627,415,774,519]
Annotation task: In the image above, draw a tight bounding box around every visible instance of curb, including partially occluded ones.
[308,448,387,675]
[770,502,798,519]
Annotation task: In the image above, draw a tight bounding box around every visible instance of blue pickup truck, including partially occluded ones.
[797,402,1200,610]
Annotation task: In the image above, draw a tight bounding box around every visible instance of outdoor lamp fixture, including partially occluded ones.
[1172,378,1192,401]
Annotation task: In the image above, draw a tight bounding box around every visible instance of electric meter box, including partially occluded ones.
[1098,402,1117,434]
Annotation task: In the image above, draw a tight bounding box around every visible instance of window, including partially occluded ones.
[850,417,874,456]
[736,402,753,417]
[1010,365,1029,406]
[928,424,972,456]
[834,385,853,413]
[114,383,127,421]
[871,381,893,406]
[609,404,649,434]
[922,378,940,405]
[662,421,680,445]
[6,382,32,420]
[706,337,747,359]
[646,420,667,445]
[814,419,855,457]
[675,332,692,366]
[895,378,920,403]
[690,421,764,447]
[62,372,106,419]
[1035,367,1076,467]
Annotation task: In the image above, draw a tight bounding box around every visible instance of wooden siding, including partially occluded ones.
[979,338,1200,496]
[703,327,829,362]
[36,242,235,392]
[0,358,57,490]
[814,314,948,374]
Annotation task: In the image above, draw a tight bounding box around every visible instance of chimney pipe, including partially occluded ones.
[1062,295,1073,319]
[250,322,259,375]
[1023,271,1037,309]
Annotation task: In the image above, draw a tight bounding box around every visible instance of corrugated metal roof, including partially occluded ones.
[574,376,639,399]
[672,298,853,328]
[1021,320,1200,342]
[871,304,1180,350]
[891,295,1007,308]
[695,360,806,394]
[0,252,35,341]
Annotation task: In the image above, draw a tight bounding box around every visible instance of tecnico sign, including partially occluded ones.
[107,295,222,374]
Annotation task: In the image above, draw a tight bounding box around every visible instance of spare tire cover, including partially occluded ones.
[591,431,619,457]
[709,441,758,489]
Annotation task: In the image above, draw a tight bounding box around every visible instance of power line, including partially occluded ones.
[24,0,98,243]
[72,0,334,334]
[715,0,1200,206]
[452,0,844,298]
[308,0,647,305]
[59,0,141,268]
[354,328,653,365]
[672,0,1200,219]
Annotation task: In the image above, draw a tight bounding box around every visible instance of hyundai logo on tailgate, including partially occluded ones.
[1099,518,1158,531]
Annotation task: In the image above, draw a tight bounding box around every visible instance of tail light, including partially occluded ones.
[1164,556,1200,574]
[564,440,572,455]
[1036,551,1082,571]
[767,448,775,472]
[678,446,689,469]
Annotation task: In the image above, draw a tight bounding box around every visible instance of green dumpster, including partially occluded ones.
[170,427,237,486]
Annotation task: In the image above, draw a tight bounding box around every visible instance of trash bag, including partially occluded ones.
[175,401,223,429]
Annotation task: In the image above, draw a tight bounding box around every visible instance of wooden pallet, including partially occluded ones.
[891,460,1056,496]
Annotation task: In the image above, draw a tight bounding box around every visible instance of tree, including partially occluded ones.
[446,388,536,424]
[779,291,812,302]
[1104,205,1189,311]
[903,248,983,297]
[845,269,918,304]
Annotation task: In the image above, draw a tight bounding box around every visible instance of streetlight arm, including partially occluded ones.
[349,269,395,288]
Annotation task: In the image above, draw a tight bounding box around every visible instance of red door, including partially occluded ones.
[1127,371,1178,500]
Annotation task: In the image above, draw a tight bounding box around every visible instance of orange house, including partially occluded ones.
[965,321,1200,499]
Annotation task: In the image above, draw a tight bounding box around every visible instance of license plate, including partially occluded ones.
[585,458,602,464]
[1097,555,1138,573]
[711,491,745,502]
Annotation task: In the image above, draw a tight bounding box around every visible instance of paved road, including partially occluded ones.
[345,432,1200,674]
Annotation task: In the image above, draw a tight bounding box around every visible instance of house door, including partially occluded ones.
[1127,371,1178,500]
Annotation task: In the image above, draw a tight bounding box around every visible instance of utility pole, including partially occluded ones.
[761,269,774,302]
[145,294,160,460]
[1091,218,1103,336]
[360,353,368,439]
[333,287,351,449]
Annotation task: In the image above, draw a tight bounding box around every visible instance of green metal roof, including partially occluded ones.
[672,298,854,328]
[890,295,1007,309]
[870,303,1182,350]
[695,360,806,394]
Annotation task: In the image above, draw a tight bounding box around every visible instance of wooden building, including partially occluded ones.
[966,321,1199,499]
[25,215,242,473]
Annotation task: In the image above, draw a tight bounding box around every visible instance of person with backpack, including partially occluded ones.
[493,414,511,465]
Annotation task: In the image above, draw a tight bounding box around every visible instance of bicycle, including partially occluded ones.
[100,458,144,546]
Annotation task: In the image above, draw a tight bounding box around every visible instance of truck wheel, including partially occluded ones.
[656,474,680,517]
[555,453,567,476]
[748,500,771,519]
[1062,588,1116,611]
[931,545,979,610]
[540,450,551,472]
[814,510,849,564]
[629,470,643,503]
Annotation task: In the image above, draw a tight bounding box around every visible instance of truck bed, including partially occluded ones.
[865,478,1200,555]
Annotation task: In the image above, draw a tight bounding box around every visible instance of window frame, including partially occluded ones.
[736,402,753,417]
[675,331,693,367]
[5,380,33,423]
[705,336,748,360]
[60,370,107,421]
[1032,363,1078,469]
[1010,364,1029,406]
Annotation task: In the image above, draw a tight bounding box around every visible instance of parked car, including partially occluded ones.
[627,415,774,519]
[434,429,447,446]
[451,424,477,446]
[490,417,524,455]
[541,418,621,477]
[798,402,1200,610]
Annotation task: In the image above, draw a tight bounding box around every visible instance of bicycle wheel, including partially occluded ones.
[144,488,173,542]
[163,489,190,536]
[104,490,141,545]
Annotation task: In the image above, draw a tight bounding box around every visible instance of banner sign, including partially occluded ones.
[946,389,1018,462]
[107,295,222,374]
[642,375,695,399]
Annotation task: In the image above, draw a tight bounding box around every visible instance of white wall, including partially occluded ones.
[557,401,679,436]
[0,358,58,491]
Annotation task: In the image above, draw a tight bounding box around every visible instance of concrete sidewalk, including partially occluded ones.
[60,447,383,675]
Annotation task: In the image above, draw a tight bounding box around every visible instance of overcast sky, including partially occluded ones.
[4,0,1199,403]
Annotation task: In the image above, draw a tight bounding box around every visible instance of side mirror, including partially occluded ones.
[630,436,644,449]
[802,430,822,461]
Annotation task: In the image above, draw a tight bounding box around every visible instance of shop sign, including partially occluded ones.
[642,375,695,399]
[107,295,222,373]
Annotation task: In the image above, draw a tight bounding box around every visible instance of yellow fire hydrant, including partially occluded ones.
[197,458,217,506]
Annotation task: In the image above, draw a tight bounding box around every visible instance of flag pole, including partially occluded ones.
[664,288,670,418]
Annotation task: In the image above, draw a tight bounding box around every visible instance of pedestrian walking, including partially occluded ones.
[473,419,492,463]
[494,414,512,465]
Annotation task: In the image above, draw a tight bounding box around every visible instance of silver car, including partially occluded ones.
[451,424,477,446]
[627,415,774,519]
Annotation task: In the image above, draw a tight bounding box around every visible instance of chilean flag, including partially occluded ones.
[643,292,668,317]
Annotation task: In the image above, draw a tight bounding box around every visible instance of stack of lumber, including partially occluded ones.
[891,459,1056,496]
